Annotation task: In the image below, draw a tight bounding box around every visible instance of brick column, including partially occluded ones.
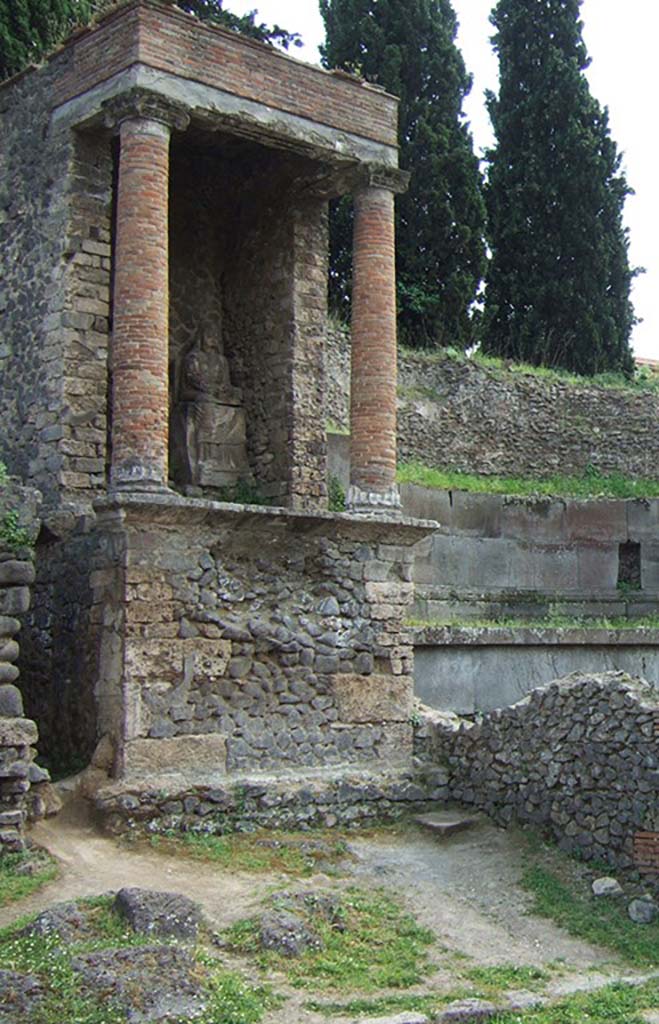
[347,167,409,516]
[103,89,189,491]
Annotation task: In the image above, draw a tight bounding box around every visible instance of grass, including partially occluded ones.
[0,851,58,907]
[225,886,435,992]
[0,896,278,1024]
[397,460,659,500]
[522,864,659,967]
[149,830,350,877]
[401,344,659,395]
[463,964,550,994]
[305,991,449,1017]
[489,978,659,1023]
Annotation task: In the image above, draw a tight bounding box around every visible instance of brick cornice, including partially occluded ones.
[102,86,190,133]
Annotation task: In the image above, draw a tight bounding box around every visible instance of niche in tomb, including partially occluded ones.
[169,328,250,491]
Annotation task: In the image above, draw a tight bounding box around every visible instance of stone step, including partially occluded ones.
[414,811,479,839]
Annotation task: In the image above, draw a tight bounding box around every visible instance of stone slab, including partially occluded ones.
[123,734,227,780]
[331,673,412,723]
[414,643,659,715]
[414,812,478,838]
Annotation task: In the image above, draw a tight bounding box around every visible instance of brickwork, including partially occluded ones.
[634,831,659,878]
[105,91,188,490]
[49,1,399,150]
[349,185,398,505]
[59,133,113,499]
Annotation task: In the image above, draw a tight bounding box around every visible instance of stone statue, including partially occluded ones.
[170,331,250,489]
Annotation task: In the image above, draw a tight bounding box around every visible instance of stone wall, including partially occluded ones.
[0,477,43,851]
[399,487,659,623]
[425,671,659,878]
[326,328,659,481]
[0,52,112,513]
[414,624,659,715]
[85,495,429,787]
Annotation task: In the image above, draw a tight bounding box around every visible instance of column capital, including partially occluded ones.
[102,87,190,134]
[355,164,411,195]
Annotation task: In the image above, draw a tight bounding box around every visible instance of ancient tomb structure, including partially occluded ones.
[0,0,439,826]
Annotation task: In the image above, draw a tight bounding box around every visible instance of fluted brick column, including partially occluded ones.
[103,89,189,491]
[347,167,409,515]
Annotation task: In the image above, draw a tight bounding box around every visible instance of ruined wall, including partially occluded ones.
[326,329,659,481]
[426,671,659,877]
[0,62,71,508]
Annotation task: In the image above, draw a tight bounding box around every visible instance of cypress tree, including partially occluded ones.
[320,0,487,349]
[0,0,93,80]
[483,0,636,376]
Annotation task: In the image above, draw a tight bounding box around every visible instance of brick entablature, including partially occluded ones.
[46,0,399,149]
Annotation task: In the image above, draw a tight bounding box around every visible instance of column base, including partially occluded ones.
[110,460,169,494]
[346,483,402,518]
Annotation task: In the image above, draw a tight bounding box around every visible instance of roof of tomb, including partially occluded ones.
[3,0,402,176]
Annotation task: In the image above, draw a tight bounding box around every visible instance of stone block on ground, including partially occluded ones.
[592,876,623,897]
[114,888,203,940]
[22,901,97,944]
[437,999,498,1022]
[71,945,207,1022]
[258,910,321,957]
[353,1015,429,1024]
[0,969,46,1023]
[415,812,479,839]
[628,897,658,924]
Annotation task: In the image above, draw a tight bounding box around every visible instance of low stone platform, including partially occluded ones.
[89,763,450,835]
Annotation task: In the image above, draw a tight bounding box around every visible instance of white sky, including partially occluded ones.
[227,0,659,360]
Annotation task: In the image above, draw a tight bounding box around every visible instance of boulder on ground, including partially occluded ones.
[114,887,203,940]
[259,909,321,957]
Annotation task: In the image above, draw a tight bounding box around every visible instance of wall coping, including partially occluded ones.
[93,492,439,544]
[414,623,659,648]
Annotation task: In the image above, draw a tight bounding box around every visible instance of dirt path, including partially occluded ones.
[2,798,648,1023]
[347,824,616,970]
[0,798,273,932]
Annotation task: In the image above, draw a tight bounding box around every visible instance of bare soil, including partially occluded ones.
[1,797,653,1023]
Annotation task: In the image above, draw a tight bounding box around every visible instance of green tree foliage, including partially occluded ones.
[483,0,636,376]
[0,0,299,81]
[320,0,487,349]
[172,1,300,49]
[0,0,93,79]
